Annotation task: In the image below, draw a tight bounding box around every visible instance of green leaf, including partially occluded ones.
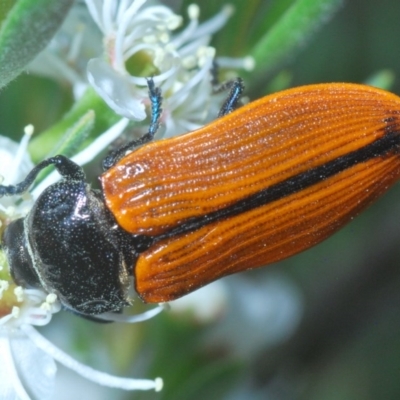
[186,0,268,57]
[364,70,396,90]
[0,0,74,89]
[29,87,120,163]
[0,0,16,27]
[251,0,296,41]
[249,0,344,82]
[48,110,95,159]
[28,110,96,188]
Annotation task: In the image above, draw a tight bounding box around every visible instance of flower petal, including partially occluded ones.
[22,325,162,392]
[0,333,56,400]
[0,136,33,187]
[87,58,146,120]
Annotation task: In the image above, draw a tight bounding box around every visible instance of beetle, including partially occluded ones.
[1,79,400,318]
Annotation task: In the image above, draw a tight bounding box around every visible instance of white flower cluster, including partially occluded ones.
[0,132,164,399]
[85,0,243,136]
[0,285,163,399]
[30,0,253,138]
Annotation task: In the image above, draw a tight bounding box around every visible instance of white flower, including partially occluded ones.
[29,1,254,138]
[208,275,303,357]
[0,127,34,213]
[85,0,254,136]
[85,0,181,115]
[0,128,165,398]
[0,283,163,399]
[168,280,228,323]
[0,288,60,400]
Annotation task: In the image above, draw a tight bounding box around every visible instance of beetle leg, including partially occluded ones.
[102,78,164,171]
[146,77,163,139]
[0,155,84,197]
[209,60,244,116]
[218,78,244,117]
[210,59,220,88]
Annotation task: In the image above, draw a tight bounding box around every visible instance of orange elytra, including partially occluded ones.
[101,82,400,303]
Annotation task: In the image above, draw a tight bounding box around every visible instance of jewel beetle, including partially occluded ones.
[1,79,400,317]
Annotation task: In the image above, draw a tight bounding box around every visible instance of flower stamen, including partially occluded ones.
[21,324,163,391]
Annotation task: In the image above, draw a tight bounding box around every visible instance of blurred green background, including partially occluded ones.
[2,0,400,399]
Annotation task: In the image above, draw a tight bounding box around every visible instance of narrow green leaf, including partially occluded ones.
[29,111,95,186]
[264,70,293,94]
[0,0,16,27]
[0,0,74,88]
[250,0,344,79]
[48,110,95,159]
[252,0,295,39]
[364,70,395,91]
[28,87,120,163]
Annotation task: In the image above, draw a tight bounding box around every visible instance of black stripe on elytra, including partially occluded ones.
[149,129,400,244]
